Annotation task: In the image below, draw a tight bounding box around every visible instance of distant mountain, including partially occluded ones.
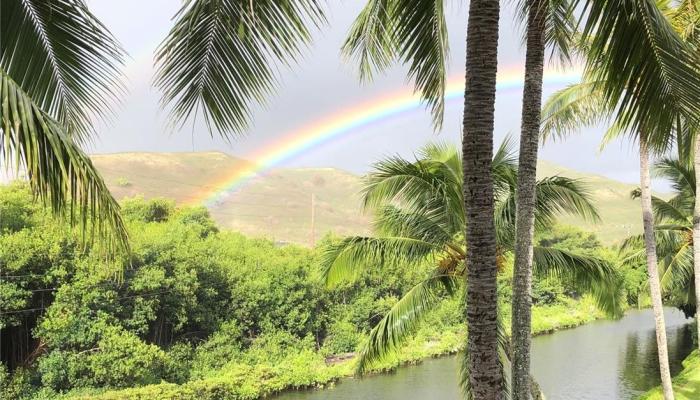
[92,152,644,245]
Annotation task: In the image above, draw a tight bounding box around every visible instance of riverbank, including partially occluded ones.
[639,350,700,400]
[61,297,605,400]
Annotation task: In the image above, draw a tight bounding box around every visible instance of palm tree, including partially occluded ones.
[510,0,577,395]
[0,1,129,256]
[321,139,624,397]
[668,3,700,356]
[540,4,700,397]
[542,80,681,399]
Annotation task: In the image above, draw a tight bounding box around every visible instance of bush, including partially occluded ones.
[0,365,35,400]
[38,326,168,390]
[121,197,174,223]
[321,320,359,355]
[532,278,564,305]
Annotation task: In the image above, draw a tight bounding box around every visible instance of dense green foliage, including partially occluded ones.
[0,184,644,399]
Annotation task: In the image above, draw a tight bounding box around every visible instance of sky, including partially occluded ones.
[86,0,649,188]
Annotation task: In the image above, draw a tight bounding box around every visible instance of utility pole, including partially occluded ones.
[310,193,316,247]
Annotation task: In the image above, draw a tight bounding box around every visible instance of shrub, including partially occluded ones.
[321,320,359,355]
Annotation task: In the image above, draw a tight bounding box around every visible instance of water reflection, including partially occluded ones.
[619,323,693,395]
[275,309,692,400]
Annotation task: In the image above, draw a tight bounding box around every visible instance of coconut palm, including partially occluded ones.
[540,4,700,396]
[541,79,683,399]
[320,139,624,397]
[0,0,129,256]
[510,0,577,395]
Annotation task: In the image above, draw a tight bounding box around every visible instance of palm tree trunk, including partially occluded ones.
[639,139,675,400]
[462,0,503,398]
[511,0,547,398]
[693,134,700,352]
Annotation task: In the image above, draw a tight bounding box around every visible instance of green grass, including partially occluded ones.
[92,152,656,245]
[639,351,700,400]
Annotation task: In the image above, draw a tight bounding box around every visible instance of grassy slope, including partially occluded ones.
[92,152,371,245]
[92,152,644,244]
[640,351,700,400]
[537,160,643,243]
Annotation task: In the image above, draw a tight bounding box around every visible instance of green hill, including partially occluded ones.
[91,152,644,245]
[91,152,371,245]
[537,161,642,243]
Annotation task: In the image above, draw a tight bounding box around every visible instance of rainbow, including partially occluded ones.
[189,65,583,206]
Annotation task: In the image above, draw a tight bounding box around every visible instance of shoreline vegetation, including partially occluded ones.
[640,351,700,400]
[60,297,606,400]
[0,189,646,400]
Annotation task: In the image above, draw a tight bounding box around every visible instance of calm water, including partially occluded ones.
[275,309,693,400]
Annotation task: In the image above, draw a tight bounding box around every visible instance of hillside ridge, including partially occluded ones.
[92,152,642,244]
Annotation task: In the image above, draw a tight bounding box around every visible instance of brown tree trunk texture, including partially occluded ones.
[693,135,700,353]
[462,0,503,398]
[639,139,675,400]
[511,0,547,398]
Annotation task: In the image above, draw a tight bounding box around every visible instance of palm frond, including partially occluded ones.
[362,149,464,233]
[0,69,129,260]
[497,175,600,239]
[540,80,610,142]
[671,0,700,45]
[654,157,696,196]
[354,273,459,374]
[154,0,325,138]
[576,0,700,149]
[342,0,449,128]
[491,136,519,199]
[534,176,601,226]
[659,239,693,293]
[533,246,624,316]
[652,197,691,225]
[373,205,457,248]
[320,236,438,286]
[341,0,394,79]
[1,0,125,140]
[545,0,578,62]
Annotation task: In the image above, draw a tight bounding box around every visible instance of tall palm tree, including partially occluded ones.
[510,0,577,395]
[321,139,624,397]
[542,80,682,399]
[0,0,129,256]
[668,3,700,355]
[540,5,700,398]
[341,0,503,393]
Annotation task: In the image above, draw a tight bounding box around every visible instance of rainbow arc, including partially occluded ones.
[188,66,583,206]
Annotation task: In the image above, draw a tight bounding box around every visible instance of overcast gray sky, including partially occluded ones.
[86,0,646,187]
